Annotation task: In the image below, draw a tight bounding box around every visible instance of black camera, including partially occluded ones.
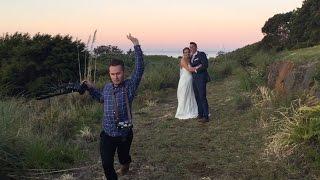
[65,82,88,95]
[36,82,88,100]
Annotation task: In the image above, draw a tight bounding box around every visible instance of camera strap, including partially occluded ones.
[111,84,132,126]
[124,86,133,124]
[111,88,120,125]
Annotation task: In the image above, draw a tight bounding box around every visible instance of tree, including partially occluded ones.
[126,48,134,56]
[0,32,86,97]
[94,45,123,56]
[217,51,225,56]
[261,12,293,50]
[289,0,320,48]
[93,45,110,56]
[261,0,320,50]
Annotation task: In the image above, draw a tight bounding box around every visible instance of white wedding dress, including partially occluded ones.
[175,67,198,119]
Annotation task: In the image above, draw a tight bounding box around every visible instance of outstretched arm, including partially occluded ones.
[82,80,104,103]
[127,34,144,94]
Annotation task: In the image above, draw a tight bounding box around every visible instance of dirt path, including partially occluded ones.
[68,76,292,179]
[122,76,283,179]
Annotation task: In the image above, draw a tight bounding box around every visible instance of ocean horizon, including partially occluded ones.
[143,50,219,58]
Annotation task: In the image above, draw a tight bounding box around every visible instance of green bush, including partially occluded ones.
[0,33,87,97]
[238,68,266,92]
[141,56,179,91]
[239,72,254,91]
[312,63,320,83]
[24,139,85,169]
[291,106,320,144]
[234,94,252,111]
[267,100,320,170]
[0,96,99,174]
[210,60,234,81]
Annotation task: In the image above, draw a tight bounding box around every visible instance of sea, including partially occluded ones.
[143,50,218,58]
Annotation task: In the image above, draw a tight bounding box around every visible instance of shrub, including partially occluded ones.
[24,140,84,169]
[0,33,86,97]
[266,97,320,169]
[234,93,252,111]
[238,68,266,92]
[141,57,179,91]
[210,60,233,81]
[0,96,98,174]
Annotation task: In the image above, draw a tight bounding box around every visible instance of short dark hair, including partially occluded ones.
[109,59,124,70]
[183,47,190,53]
[190,42,197,47]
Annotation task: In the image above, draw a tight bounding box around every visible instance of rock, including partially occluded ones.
[267,61,318,94]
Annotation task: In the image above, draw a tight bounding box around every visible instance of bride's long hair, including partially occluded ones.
[182,47,190,65]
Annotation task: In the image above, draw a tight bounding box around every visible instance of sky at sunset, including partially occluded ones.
[1,0,304,52]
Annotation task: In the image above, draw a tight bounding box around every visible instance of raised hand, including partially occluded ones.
[127,33,139,46]
[82,80,94,89]
[195,64,202,69]
[187,64,202,73]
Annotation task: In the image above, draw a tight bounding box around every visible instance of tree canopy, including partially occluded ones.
[261,0,320,50]
[0,32,86,97]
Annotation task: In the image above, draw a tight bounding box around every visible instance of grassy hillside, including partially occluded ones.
[213,44,320,68]
[0,55,179,178]
[210,43,320,178]
[1,46,320,179]
[276,45,320,63]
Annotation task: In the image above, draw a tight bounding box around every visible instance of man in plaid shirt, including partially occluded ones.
[84,34,144,179]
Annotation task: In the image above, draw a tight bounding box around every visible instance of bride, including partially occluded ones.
[175,47,200,119]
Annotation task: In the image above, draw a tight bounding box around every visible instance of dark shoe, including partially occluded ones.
[116,163,130,176]
[196,115,203,120]
[198,118,209,123]
[197,117,203,122]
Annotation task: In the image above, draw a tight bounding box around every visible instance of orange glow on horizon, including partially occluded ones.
[0,0,303,51]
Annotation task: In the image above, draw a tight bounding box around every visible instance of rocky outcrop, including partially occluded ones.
[267,61,318,94]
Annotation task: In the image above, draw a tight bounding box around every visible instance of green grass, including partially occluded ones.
[0,54,179,178]
[211,44,320,86]
[24,139,85,169]
[1,50,320,179]
[0,96,99,175]
[276,45,320,64]
[265,101,320,171]
[127,76,312,179]
[140,55,179,91]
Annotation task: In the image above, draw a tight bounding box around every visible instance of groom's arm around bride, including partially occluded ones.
[192,51,208,74]
[189,42,210,82]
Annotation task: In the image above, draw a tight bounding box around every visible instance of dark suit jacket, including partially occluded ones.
[190,51,210,82]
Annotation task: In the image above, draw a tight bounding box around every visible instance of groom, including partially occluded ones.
[189,42,210,123]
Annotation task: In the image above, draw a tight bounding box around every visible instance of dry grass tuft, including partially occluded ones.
[264,100,302,158]
[264,96,320,159]
[59,173,75,180]
[79,126,95,142]
[252,86,274,127]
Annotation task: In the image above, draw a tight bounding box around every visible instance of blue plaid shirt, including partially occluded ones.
[89,45,144,137]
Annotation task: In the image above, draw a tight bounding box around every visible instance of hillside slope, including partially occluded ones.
[62,76,314,179]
